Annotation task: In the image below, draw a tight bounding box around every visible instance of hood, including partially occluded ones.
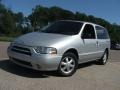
[14,32,71,47]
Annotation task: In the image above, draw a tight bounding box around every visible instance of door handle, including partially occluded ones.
[96,41,99,46]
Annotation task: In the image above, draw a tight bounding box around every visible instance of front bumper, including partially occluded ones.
[7,44,62,71]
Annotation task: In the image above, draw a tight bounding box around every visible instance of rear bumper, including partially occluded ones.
[7,47,62,71]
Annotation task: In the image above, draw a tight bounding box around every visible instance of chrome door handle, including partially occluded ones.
[96,41,99,46]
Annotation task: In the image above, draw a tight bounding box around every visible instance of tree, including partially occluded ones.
[1,11,16,36]
[49,6,63,21]
[28,5,49,30]
[61,9,75,20]
[14,12,24,23]
[0,3,120,43]
[88,15,96,23]
[49,6,74,21]
[0,2,30,36]
[75,12,89,21]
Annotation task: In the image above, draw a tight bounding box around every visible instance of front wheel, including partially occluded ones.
[98,50,108,65]
[58,53,78,77]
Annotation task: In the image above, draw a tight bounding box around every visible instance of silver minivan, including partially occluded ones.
[7,20,110,76]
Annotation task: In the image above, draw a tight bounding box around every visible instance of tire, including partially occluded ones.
[98,50,108,65]
[58,52,78,77]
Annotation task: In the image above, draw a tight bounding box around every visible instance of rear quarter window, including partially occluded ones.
[95,26,109,39]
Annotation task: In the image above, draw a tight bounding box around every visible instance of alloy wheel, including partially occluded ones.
[60,56,75,74]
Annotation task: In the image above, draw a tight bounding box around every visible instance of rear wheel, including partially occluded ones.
[58,53,78,77]
[98,50,108,65]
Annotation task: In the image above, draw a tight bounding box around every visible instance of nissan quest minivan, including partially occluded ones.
[7,20,110,76]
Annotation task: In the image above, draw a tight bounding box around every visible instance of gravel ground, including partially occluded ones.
[0,42,120,90]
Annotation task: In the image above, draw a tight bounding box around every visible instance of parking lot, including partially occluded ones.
[0,42,120,90]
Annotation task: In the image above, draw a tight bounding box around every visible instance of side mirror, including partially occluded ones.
[81,34,85,39]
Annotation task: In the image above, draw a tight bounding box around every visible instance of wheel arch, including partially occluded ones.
[63,48,79,61]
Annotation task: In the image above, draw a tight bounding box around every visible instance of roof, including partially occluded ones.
[59,20,105,28]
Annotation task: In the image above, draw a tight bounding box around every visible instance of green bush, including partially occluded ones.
[0,36,14,42]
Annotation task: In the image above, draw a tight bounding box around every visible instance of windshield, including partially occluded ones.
[41,21,83,35]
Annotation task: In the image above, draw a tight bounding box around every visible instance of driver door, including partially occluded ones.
[79,24,98,63]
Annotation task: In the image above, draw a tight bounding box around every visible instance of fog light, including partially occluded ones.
[36,64,41,69]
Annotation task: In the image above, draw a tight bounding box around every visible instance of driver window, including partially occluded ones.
[82,24,95,39]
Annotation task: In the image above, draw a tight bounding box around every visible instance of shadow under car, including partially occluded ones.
[0,59,97,78]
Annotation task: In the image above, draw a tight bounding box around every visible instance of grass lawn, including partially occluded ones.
[0,36,14,42]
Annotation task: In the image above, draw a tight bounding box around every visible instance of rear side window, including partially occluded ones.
[95,26,109,39]
[82,24,95,39]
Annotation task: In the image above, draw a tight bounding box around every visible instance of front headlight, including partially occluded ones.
[34,46,57,54]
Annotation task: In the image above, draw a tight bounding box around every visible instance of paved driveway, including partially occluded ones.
[0,42,120,90]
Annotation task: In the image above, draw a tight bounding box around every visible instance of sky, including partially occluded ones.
[2,0,120,25]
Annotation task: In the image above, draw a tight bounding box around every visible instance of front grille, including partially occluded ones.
[12,58,32,67]
[11,45,31,56]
